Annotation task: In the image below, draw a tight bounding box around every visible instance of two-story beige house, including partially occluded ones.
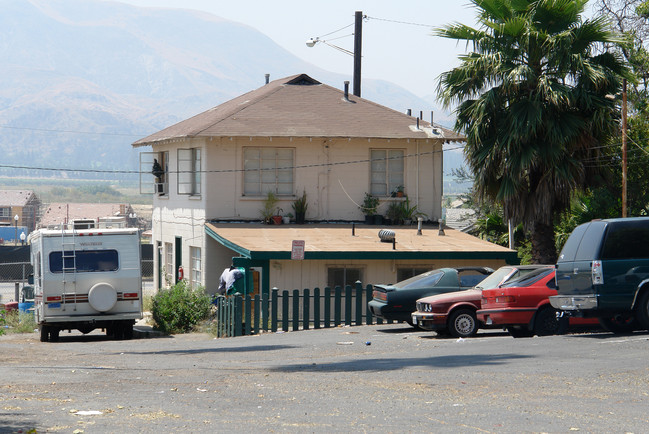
[133,74,516,296]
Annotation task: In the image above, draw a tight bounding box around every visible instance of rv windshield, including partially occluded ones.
[49,250,119,273]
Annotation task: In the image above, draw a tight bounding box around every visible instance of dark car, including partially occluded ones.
[549,217,649,333]
[368,267,493,326]
[411,265,546,337]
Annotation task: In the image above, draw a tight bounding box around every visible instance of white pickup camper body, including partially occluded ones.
[29,225,142,342]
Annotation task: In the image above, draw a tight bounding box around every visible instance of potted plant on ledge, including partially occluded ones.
[292,190,308,224]
[400,199,427,225]
[260,191,279,224]
[360,193,380,224]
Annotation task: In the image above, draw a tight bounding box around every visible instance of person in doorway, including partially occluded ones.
[152,159,164,180]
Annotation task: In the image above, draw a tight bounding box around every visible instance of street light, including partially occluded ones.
[306,11,364,97]
[19,232,26,246]
[14,214,19,246]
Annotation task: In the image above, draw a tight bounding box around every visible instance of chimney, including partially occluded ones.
[265,73,270,85]
[431,111,434,125]
[344,81,350,100]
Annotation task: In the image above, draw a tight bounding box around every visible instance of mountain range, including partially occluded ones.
[0,0,458,181]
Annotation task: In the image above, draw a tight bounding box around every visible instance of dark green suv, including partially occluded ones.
[549,217,649,333]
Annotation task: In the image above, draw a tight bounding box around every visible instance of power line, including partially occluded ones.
[0,144,466,175]
[0,125,146,137]
[365,16,434,28]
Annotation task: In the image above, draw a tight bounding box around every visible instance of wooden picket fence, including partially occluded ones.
[213,282,390,338]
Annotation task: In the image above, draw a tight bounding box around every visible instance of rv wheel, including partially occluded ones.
[39,325,49,342]
[123,322,134,340]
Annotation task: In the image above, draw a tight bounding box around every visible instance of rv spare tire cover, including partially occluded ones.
[88,283,117,312]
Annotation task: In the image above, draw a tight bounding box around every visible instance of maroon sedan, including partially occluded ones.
[411,265,546,337]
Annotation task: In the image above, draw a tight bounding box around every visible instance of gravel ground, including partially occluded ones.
[1,324,649,433]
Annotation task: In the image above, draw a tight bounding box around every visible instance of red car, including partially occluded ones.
[411,265,546,338]
[477,268,596,337]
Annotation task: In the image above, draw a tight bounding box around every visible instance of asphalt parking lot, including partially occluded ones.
[1,324,649,433]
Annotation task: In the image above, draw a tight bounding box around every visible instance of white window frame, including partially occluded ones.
[370,149,405,197]
[178,148,201,196]
[139,151,168,196]
[243,147,294,196]
[0,208,10,218]
[190,246,202,289]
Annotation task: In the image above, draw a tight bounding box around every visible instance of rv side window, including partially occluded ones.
[49,250,119,273]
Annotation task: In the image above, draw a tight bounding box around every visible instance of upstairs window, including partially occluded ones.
[178,148,201,196]
[140,151,168,196]
[370,149,404,197]
[243,147,294,196]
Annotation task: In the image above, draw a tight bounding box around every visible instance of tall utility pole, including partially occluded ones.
[622,79,628,218]
[353,11,363,97]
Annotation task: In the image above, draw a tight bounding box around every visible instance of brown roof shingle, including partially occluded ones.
[0,190,36,207]
[133,74,463,146]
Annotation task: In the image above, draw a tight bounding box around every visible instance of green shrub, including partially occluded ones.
[6,311,37,333]
[0,310,37,335]
[151,281,212,334]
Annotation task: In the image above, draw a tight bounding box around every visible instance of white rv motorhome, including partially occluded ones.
[29,223,142,342]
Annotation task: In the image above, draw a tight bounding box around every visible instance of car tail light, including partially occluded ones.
[496,295,516,304]
[592,260,604,285]
[373,290,387,301]
[46,296,62,302]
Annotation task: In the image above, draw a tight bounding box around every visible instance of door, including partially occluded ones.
[175,237,182,284]
[156,241,162,290]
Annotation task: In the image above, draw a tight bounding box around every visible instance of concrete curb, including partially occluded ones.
[133,325,166,339]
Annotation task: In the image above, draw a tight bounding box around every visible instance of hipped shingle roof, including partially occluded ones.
[133,74,463,146]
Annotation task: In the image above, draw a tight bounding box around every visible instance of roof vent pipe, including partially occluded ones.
[431,111,434,125]
[420,111,423,120]
[344,81,350,100]
[407,109,412,116]
[265,73,270,84]
[416,117,420,129]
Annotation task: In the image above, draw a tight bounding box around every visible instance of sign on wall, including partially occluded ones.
[291,240,305,260]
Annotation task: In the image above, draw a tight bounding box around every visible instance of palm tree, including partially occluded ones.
[436,0,627,263]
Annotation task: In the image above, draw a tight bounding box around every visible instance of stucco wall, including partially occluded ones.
[202,136,443,222]
[267,258,509,291]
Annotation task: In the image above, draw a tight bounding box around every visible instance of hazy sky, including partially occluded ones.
[117,0,480,98]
